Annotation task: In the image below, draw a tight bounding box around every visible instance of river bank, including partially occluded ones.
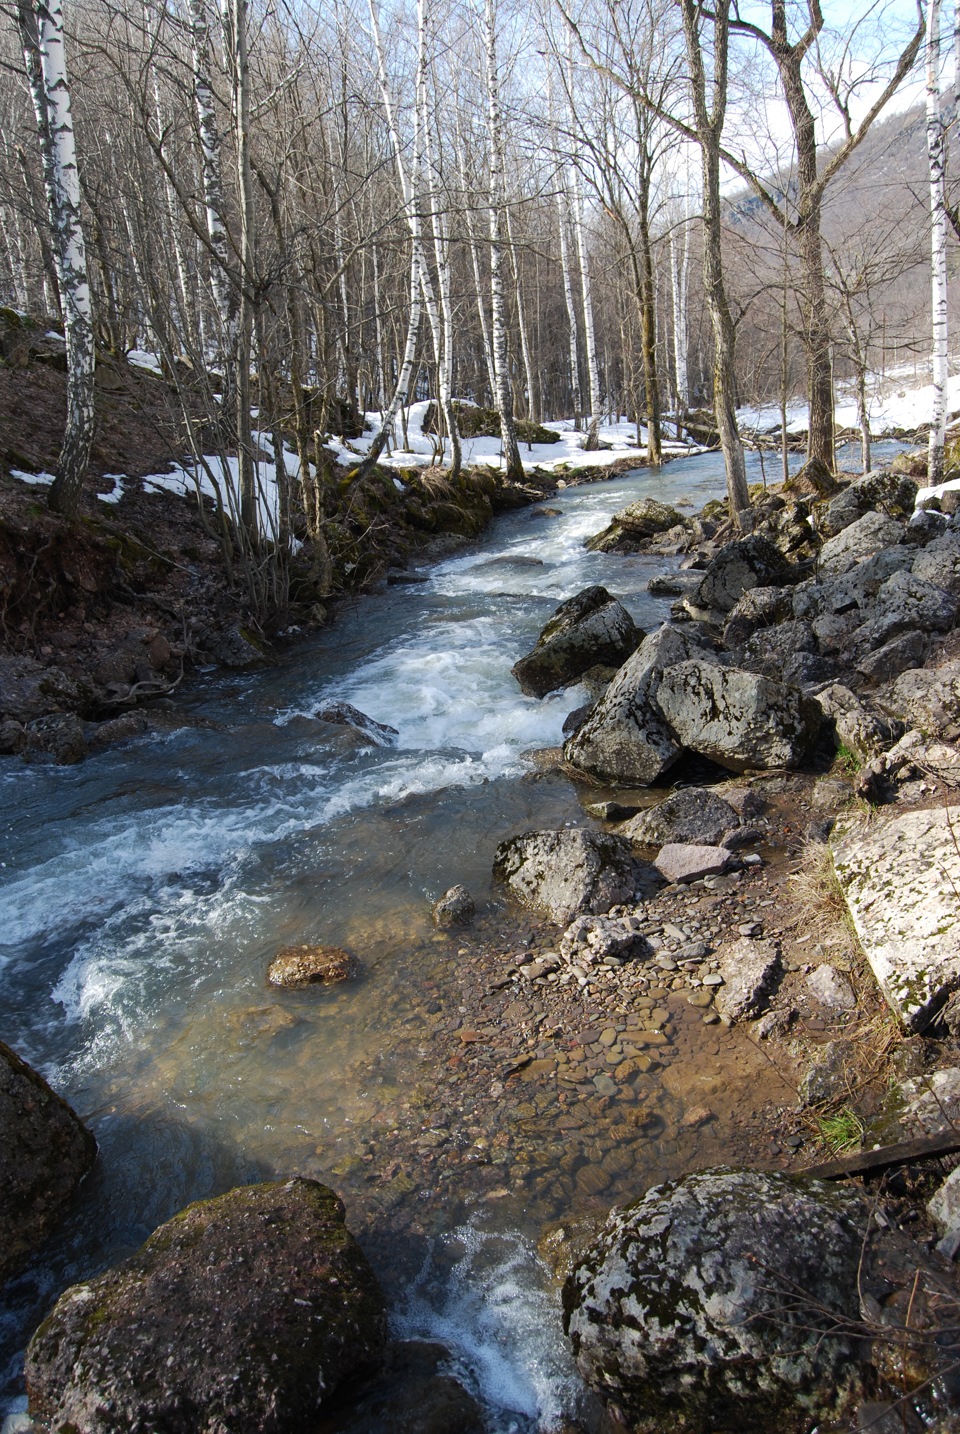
[6,440,960,1431]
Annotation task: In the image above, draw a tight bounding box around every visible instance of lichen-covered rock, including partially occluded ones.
[899,1066,960,1135]
[26,1178,386,1433]
[24,711,88,764]
[715,937,782,1020]
[511,586,639,698]
[798,1038,856,1107]
[492,828,637,924]
[563,625,713,785]
[655,660,821,773]
[619,786,739,848]
[927,1166,960,1234]
[855,630,930,682]
[806,962,856,1012]
[0,1041,97,1286]
[267,944,358,988]
[848,570,957,660]
[832,808,960,1030]
[432,884,475,927]
[817,684,904,762]
[585,498,687,553]
[560,913,652,966]
[912,530,960,595]
[686,535,794,618]
[818,511,906,577]
[821,470,918,536]
[562,1168,869,1434]
[883,660,960,737]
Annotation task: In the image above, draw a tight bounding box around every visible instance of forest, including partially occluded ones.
[0,0,949,625]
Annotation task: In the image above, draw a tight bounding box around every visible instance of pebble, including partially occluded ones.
[688,991,714,1008]
[702,973,724,987]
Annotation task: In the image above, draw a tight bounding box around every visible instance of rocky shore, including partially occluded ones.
[9,449,960,1431]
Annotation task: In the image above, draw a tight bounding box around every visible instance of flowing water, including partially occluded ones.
[0,447,900,1430]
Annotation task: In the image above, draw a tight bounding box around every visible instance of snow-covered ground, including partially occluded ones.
[737,363,960,438]
[321,399,695,474]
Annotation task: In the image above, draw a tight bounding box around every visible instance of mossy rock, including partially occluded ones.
[26,1178,386,1432]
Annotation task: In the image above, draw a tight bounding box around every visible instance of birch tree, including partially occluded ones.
[927,0,948,487]
[17,0,95,517]
[483,0,524,480]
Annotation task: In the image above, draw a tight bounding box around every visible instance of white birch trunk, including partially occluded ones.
[483,0,523,480]
[556,181,582,424]
[17,0,95,516]
[569,168,601,449]
[455,118,497,403]
[505,204,538,422]
[670,206,691,422]
[928,0,948,487]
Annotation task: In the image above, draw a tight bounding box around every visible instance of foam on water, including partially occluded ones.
[393,1222,584,1433]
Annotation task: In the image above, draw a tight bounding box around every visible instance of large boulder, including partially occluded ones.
[585,498,687,554]
[654,660,822,773]
[832,807,960,1030]
[511,586,639,698]
[492,828,637,924]
[563,1168,869,1434]
[563,625,713,785]
[26,1178,386,1433]
[883,660,960,737]
[847,570,957,661]
[620,786,739,848]
[685,535,794,619]
[821,469,919,536]
[818,511,906,578]
[912,530,960,596]
[0,1041,97,1286]
[817,684,903,762]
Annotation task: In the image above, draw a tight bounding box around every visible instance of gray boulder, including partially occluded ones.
[24,712,88,765]
[912,530,960,595]
[855,631,930,683]
[715,937,781,1020]
[492,828,637,924]
[739,619,816,677]
[432,884,475,927]
[619,786,739,847]
[817,684,903,762]
[883,660,960,737]
[511,586,639,698]
[654,843,731,883]
[655,660,821,773]
[563,624,713,785]
[821,470,918,537]
[585,498,687,553]
[1,1041,97,1286]
[847,570,957,661]
[818,511,906,578]
[563,1168,868,1434]
[686,535,793,619]
[722,585,795,648]
[26,1178,386,1433]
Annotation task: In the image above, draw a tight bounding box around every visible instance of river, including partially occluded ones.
[0,445,898,1431]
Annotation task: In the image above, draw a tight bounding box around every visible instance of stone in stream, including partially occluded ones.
[0,1040,97,1287]
[584,497,688,553]
[832,807,960,1031]
[267,943,359,988]
[431,884,475,927]
[562,1168,870,1434]
[314,700,399,747]
[654,660,822,773]
[492,829,638,925]
[26,1178,386,1433]
[511,585,640,699]
[619,786,740,848]
[563,624,714,785]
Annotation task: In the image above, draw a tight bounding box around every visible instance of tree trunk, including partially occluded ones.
[483,0,523,480]
[680,0,749,520]
[18,0,95,518]
[927,0,948,487]
[569,169,601,449]
[556,180,583,423]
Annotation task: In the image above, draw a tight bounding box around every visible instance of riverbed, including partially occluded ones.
[0,446,897,1431]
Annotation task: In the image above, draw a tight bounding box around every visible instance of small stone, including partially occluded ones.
[598,1028,618,1047]
[806,963,856,1013]
[432,885,476,928]
[702,973,724,987]
[575,1163,611,1196]
[267,944,359,989]
[654,843,731,884]
[738,922,761,937]
[688,991,714,1008]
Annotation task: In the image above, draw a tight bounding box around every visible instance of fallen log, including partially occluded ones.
[801,1130,960,1181]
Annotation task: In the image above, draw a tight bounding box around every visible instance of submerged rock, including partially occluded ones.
[492,828,637,924]
[315,1339,485,1433]
[563,1167,868,1434]
[511,586,639,698]
[26,1178,386,1433]
[0,1040,97,1286]
[315,701,399,747]
[267,944,359,988]
[432,885,475,928]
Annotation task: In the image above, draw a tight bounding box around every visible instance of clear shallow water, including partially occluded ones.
[0,446,900,1428]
